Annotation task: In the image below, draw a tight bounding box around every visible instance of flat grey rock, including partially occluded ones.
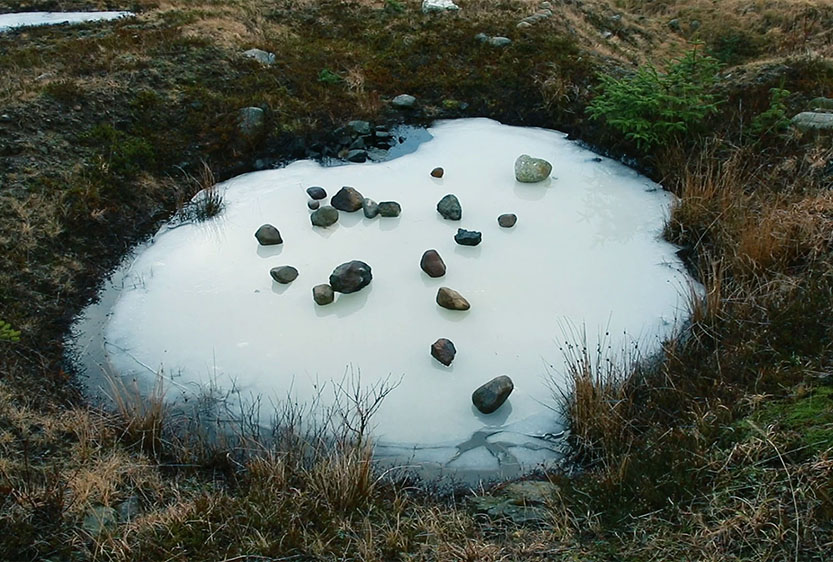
[243,48,275,65]
[391,94,416,108]
[792,112,833,132]
[422,0,459,12]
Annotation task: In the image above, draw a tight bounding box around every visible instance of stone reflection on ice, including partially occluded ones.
[85,118,695,477]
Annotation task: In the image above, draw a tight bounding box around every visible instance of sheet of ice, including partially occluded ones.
[0,11,132,32]
[95,118,694,471]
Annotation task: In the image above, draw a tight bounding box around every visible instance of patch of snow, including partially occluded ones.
[0,11,133,32]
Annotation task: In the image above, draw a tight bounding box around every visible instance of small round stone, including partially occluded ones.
[431,338,457,366]
[306,186,327,200]
[437,194,462,220]
[362,198,379,218]
[420,249,446,278]
[472,375,514,414]
[270,266,299,284]
[431,167,444,178]
[436,287,470,311]
[255,224,283,246]
[313,284,335,305]
[377,201,401,217]
[498,213,517,228]
[454,228,481,246]
[311,206,339,227]
[308,199,320,210]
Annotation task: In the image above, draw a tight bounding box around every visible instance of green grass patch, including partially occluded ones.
[738,387,833,456]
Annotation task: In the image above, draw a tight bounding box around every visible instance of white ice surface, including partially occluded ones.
[102,118,693,458]
[0,11,132,32]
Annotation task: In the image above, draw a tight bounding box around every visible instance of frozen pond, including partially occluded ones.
[71,118,694,480]
[0,11,133,32]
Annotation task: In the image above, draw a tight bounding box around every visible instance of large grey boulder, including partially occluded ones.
[436,287,470,310]
[254,224,282,245]
[331,186,364,212]
[472,375,514,414]
[311,205,339,227]
[437,194,462,220]
[514,154,552,183]
[329,260,372,293]
[791,112,833,132]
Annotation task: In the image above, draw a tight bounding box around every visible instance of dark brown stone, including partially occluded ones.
[420,249,446,278]
[431,338,456,366]
[472,375,514,414]
[436,287,470,310]
[331,186,364,212]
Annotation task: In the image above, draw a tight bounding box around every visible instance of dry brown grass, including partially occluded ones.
[665,143,833,278]
[106,376,168,460]
[552,326,641,477]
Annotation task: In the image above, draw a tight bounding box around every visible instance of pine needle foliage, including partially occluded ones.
[587,47,722,151]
